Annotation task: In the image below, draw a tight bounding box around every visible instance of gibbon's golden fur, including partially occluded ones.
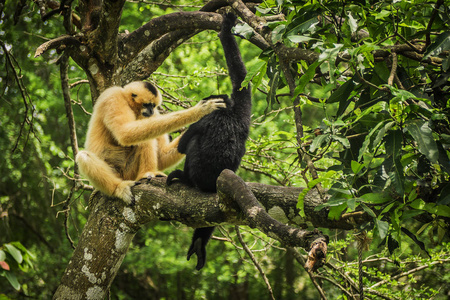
[76,81,225,205]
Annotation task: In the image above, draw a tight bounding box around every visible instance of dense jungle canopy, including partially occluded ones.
[1,0,450,299]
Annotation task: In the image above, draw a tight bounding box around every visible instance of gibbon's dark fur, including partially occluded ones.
[167,13,252,270]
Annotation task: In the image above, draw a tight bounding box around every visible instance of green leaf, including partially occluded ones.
[376,219,389,240]
[401,227,430,257]
[388,86,420,103]
[360,203,376,217]
[375,10,391,20]
[4,244,23,264]
[271,24,286,44]
[331,135,350,148]
[401,209,424,221]
[410,199,450,217]
[285,16,319,36]
[373,121,395,148]
[255,6,272,14]
[327,77,356,104]
[233,23,254,39]
[0,250,6,261]
[347,198,357,211]
[358,120,386,161]
[437,183,450,205]
[297,191,306,218]
[318,44,343,62]
[435,205,450,218]
[242,60,267,94]
[385,130,405,195]
[405,120,439,163]
[5,271,21,291]
[359,193,390,204]
[294,61,322,98]
[266,69,280,110]
[423,31,450,59]
[309,134,330,153]
[351,160,364,175]
[287,35,317,43]
[328,203,347,220]
[347,12,358,34]
[437,141,450,174]
[298,172,335,217]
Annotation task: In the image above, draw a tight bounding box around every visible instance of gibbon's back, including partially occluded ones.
[84,86,129,154]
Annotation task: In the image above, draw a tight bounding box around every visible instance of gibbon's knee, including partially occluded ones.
[75,150,92,175]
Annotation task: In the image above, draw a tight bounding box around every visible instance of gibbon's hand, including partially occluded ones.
[195,98,226,115]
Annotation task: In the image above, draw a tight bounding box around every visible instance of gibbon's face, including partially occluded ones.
[124,81,162,118]
[141,102,156,117]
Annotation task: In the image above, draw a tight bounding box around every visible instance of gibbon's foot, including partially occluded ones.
[128,181,143,206]
[140,171,167,180]
[114,180,136,205]
[187,227,215,270]
[187,238,207,271]
[137,171,167,183]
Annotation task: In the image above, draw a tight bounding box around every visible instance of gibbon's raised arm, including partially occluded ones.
[104,98,225,146]
[218,13,247,91]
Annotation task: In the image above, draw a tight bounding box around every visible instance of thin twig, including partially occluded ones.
[59,51,78,249]
[369,258,450,289]
[235,226,275,300]
[1,39,38,152]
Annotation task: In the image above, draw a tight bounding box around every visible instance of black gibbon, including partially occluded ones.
[167,13,252,270]
[76,81,226,205]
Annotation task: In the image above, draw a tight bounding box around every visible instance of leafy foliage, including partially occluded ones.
[1,0,449,299]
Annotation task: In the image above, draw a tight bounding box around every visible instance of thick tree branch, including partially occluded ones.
[133,175,365,230]
[121,29,202,83]
[218,170,328,271]
[87,0,125,64]
[53,171,364,299]
[120,12,223,66]
[217,170,327,249]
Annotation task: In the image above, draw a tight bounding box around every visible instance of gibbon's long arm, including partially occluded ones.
[103,97,225,146]
[218,13,248,91]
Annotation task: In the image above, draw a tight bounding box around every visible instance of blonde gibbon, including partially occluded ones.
[76,81,226,205]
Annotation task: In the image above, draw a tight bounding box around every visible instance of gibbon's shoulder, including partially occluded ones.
[94,86,127,107]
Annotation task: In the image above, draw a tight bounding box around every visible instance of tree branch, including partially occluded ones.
[120,11,222,66]
[53,171,364,298]
[34,35,81,58]
[235,226,275,300]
